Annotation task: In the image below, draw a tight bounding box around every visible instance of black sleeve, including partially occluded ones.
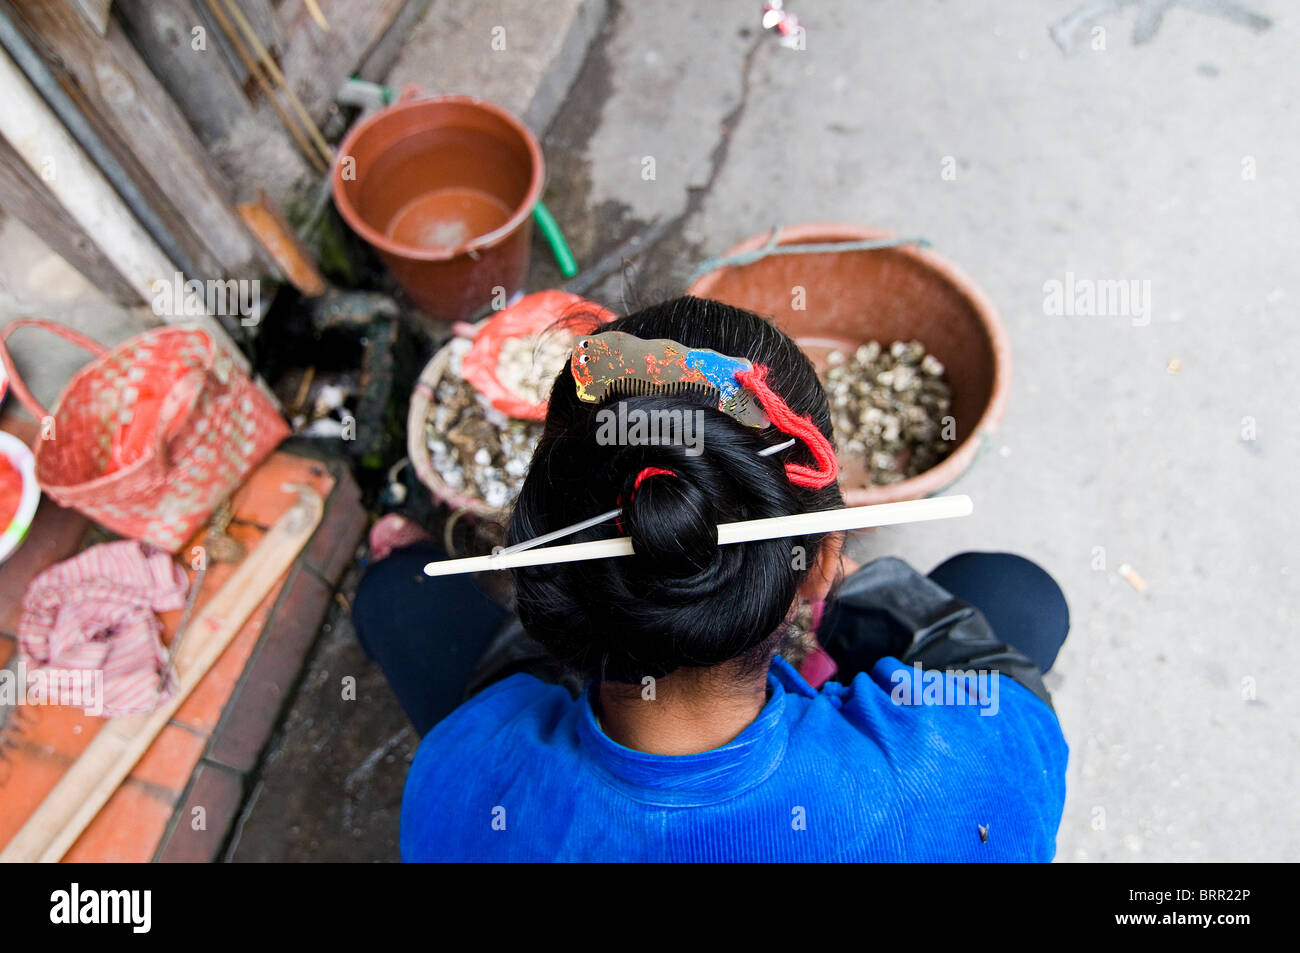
[817,556,1055,711]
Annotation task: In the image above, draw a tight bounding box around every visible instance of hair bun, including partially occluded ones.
[621,464,718,576]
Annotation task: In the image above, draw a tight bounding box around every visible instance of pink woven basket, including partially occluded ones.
[0,319,288,552]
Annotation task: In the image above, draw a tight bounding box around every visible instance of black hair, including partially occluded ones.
[508,296,843,684]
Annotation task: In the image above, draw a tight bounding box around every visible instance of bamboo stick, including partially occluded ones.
[220,0,334,167]
[201,0,327,174]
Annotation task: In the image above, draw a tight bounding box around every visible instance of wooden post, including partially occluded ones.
[112,0,255,146]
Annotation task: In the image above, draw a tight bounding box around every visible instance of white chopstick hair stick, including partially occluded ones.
[423,494,973,577]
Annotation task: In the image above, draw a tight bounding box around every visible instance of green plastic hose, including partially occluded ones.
[533,201,578,279]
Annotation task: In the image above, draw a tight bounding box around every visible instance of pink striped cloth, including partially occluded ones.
[18,540,187,717]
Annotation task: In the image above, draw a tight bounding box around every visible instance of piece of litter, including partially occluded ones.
[314,384,349,413]
[1118,563,1148,592]
[1166,358,1182,374]
[762,0,803,47]
[301,417,344,438]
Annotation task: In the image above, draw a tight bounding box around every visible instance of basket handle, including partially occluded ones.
[0,319,109,421]
[152,367,213,470]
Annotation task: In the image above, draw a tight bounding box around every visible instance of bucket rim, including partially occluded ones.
[686,223,1013,506]
[331,94,545,262]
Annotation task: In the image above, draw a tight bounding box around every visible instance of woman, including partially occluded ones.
[355,296,1069,861]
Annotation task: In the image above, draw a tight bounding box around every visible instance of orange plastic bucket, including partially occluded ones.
[332,94,544,321]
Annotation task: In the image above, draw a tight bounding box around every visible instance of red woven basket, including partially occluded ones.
[0,320,288,552]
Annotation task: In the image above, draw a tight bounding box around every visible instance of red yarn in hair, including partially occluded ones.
[734,364,839,489]
[616,467,678,533]
[609,359,837,532]
[633,466,677,491]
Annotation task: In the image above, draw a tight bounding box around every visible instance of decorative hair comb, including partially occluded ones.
[572,331,769,428]
[571,331,839,489]
[423,495,974,577]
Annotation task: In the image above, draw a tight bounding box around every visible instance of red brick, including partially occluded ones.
[152,760,246,862]
[205,566,331,774]
[303,466,367,585]
[67,724,207,863]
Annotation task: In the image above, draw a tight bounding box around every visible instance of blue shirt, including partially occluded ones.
[401,655,1068,861]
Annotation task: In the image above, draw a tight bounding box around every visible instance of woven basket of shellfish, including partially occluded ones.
[407,330,574,523]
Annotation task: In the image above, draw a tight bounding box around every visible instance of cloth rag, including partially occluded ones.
[18,540,188,717]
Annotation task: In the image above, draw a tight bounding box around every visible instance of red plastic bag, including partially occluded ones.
[108,372,201,473]
[459,291,614,419]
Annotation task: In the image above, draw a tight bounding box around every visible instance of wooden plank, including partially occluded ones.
[0,135,143,305]
[236,191,326,296]
[9,0,271,278]
[67,0,110,36]
[0,485,325,863]
[112,0,254,146]
[0,44,248,364]
[355,0,432,83]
